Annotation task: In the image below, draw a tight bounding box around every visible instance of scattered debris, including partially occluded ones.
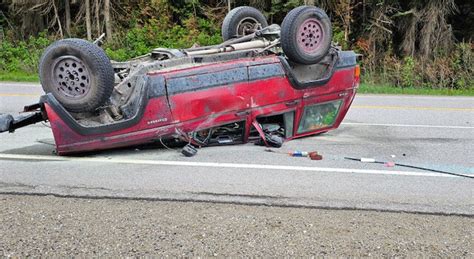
[360,158,376,163]
[309,151,323,160]
[252,120,284,148]
[181,144,198,157]
[289,151,309,157]
[266,135,284,148]
[384,161,395,167]
[265,149,323,160]
[344,157,474,179]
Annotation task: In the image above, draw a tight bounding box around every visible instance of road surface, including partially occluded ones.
[0,82,473,215]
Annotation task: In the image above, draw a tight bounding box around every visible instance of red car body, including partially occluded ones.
[36,51,359,155]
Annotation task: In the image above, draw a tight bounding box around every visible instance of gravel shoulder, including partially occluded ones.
[0,195,472,257]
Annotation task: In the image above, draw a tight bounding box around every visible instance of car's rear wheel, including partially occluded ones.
[39,38,114,113]
[281,6,332,64]
[221,6,268,41]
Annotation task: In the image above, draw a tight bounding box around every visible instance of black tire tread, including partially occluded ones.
[39,38,114,113]
[222,6,268,41]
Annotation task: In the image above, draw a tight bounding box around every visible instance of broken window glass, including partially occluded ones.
[297,99,343,134]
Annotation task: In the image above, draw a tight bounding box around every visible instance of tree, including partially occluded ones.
[94,0,99,37]
[85,0,92,40]
[399,0,457,60]
[65,0,71,36]
[104,0,111,41]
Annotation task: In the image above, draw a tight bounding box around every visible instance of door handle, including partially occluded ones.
[235,111,250,117]
[285,100,300,107]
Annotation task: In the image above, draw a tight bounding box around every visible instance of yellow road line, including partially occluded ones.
[352,105,474,111]
[0,93,40,97]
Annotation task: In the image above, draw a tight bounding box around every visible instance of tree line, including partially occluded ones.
[0,0,472,89]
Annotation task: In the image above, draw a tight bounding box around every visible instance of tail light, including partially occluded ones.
[354,64,361,88]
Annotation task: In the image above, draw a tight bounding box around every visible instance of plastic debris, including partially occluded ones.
[267,149,323,160]
[289,151,309,157]
[309,151,323,160]
[360,158,376,163]
[344,157,474,179]
[181,144,197,157]
[384,161,395,167]
[267,135,284,148]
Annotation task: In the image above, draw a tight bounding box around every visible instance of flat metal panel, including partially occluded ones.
[167,67,248,95]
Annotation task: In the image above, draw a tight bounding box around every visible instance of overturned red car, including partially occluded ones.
[0,6,359,155]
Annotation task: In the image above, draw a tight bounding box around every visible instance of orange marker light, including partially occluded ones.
[354,65,361,78]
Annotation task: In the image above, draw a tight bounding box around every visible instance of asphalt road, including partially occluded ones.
[0,82,473,215]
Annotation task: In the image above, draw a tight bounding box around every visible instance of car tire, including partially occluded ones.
[281,6,332,64]
[39,38,114,113]
[221,6,268,41]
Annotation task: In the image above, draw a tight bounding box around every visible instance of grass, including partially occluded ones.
[0,71,473,96]
[359,83,474,96]
[0,71,39,82]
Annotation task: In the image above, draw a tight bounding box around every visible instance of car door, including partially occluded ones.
[164,62,251,123]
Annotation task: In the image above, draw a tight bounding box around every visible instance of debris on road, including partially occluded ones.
[384,161,396,167]
[265,149,323,160]
[289,151,309,157]
[181,144,198,157]
[309,151,323,160]
[360,158,376,163]
[344,157,474,179]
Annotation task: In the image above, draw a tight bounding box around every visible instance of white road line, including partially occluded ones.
[342,122,474,129]
[0,153,457,178]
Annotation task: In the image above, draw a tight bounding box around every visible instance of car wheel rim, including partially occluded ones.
[237,17,259,36]
[297,18,324,53]
[51,56,91,99]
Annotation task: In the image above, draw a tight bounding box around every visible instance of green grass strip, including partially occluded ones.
[0,72,39,82]
[359,83,474,96]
